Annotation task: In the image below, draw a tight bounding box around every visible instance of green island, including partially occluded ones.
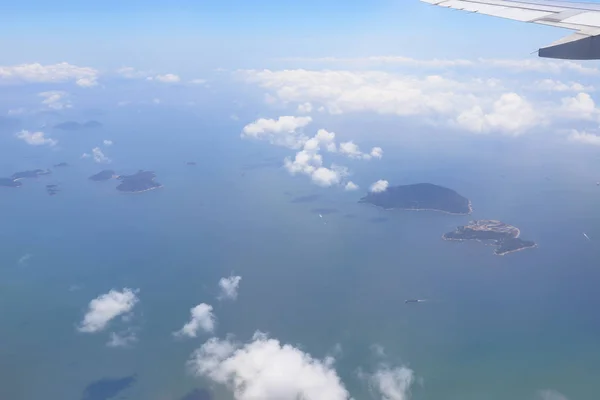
[0,178,22,188]
[89,170,117,182]
[443,220,536,256]
[12,169,52,180]
[116,170,162,193]
[359,183,472,215]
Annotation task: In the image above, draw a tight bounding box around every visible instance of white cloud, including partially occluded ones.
[0,62,98,86]
[297,102,313,113]
[18,254,33,266]
[344,181,359,191]
[190,78,207,85]
[15,130,57,147]
[218,275,242,301]
[152,73,181,83]
[370,180,389,193]
[559,93,599,121]
[78,288,139,333]
[117,67,152,79]
[188,332,350,400]
[92,147,111,163]
[103,139,113,146]
[39,91,71,110]
[281,56,600,75]
[368,366,415,400]
[107,330,138,348]
[153,98,161,105]
[175,303,216,338]
[339,141,383,160]
[81,153,91,159]
[532,79,594,93]
[242,116,313,149]
[456,93,540,135]
[568,129,600,146]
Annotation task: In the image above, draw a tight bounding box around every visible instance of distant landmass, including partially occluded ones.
[54,162,69,168]
[46,184,60,196]
[12,169,51,180]
[116,170,162,193]
[443,220,537,256]
[89,170,116,182]
[0,178,22,188]
[186,162,197,166]
[54,120,103,131]
[360,183,472,215]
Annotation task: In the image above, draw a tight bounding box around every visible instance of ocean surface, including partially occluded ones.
[1,106,599,400]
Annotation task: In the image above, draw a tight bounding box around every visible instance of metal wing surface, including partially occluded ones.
[421,0,600,59]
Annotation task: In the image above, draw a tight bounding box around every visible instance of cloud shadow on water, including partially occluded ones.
[81,375,136,400]
[291,194,321,203]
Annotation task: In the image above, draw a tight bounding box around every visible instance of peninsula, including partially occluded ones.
[12,169,51,180]
[0,178,22,188]
[89,170,116,182]
[359,183,471,215]
[443,220,536,256]
[116,170,162,193]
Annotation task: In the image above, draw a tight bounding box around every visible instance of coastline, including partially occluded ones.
[117,185,163,194]
[443,235,537,256]
[495,243,538,256]
[363,200,472,216]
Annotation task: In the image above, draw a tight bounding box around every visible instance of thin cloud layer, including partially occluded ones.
[78,288,139,333]
[568,129,600,146]
[15,130,57,146]
[188,332,350,400]
[92,147,111,163]
[218,275,242,301]
[107,330,138,348]
[0,62,99,87]
[39,91,71,110]
[151,73,181,83]
[175,303,216,338]
[369,366,415,400]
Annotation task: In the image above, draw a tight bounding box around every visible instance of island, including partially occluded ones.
[443,220,537,256]
[54,120,103,131]
[46,184,60,196]
[186,162,197,166]
[12,169,51,180]
[116,170,162,193]
[0,178,22,188]
[89,170,116,182]
[54,162,69,168]
[359,183,472,215]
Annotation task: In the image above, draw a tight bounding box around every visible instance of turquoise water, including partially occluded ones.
[1,108,599,400]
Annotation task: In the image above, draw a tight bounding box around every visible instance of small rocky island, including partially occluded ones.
[360,183,472,215]
[116,170,162,193]
[0,178,22,188]
[46,184,60,196]
[89,170,116,182]
[54,162,69,168]
[443,220,536,256]
[12,169,52,180]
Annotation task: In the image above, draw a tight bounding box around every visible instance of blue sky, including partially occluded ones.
[0,0,581,71]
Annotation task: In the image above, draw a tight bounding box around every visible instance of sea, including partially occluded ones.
[1,102,599,400]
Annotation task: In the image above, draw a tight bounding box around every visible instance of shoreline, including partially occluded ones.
[443,235,537,256]
[362,200,472,216]
[495,243,538,256]
[117,185,163,194]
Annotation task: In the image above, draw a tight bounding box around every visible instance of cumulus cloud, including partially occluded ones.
[532,79,594,93]
[218,275,242,301]
[190,78,207,85]
[92,147,111,163]
[117,67,152,79]
[368,366,415,400]
[107,330,138,348]
[559,93,599,121]
[297,102,313,113]
[15,130,57,146]
[370,180,389,193]
[339,141,383,160]
[78,288,139,333]
[151,73,181,83]
[175,303,216,338]
[242,116,313,149]
[39,91,71,110]
[568,129,600,146]
[103,139,113,146]
[188,332,350,400]
[456,93,540,134]
[0,62,98,86]
[344,181,359,191]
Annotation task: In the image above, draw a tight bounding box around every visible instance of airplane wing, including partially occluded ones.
[420,0,600,60]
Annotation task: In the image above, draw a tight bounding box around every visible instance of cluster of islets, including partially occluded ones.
[360,183,537,256]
